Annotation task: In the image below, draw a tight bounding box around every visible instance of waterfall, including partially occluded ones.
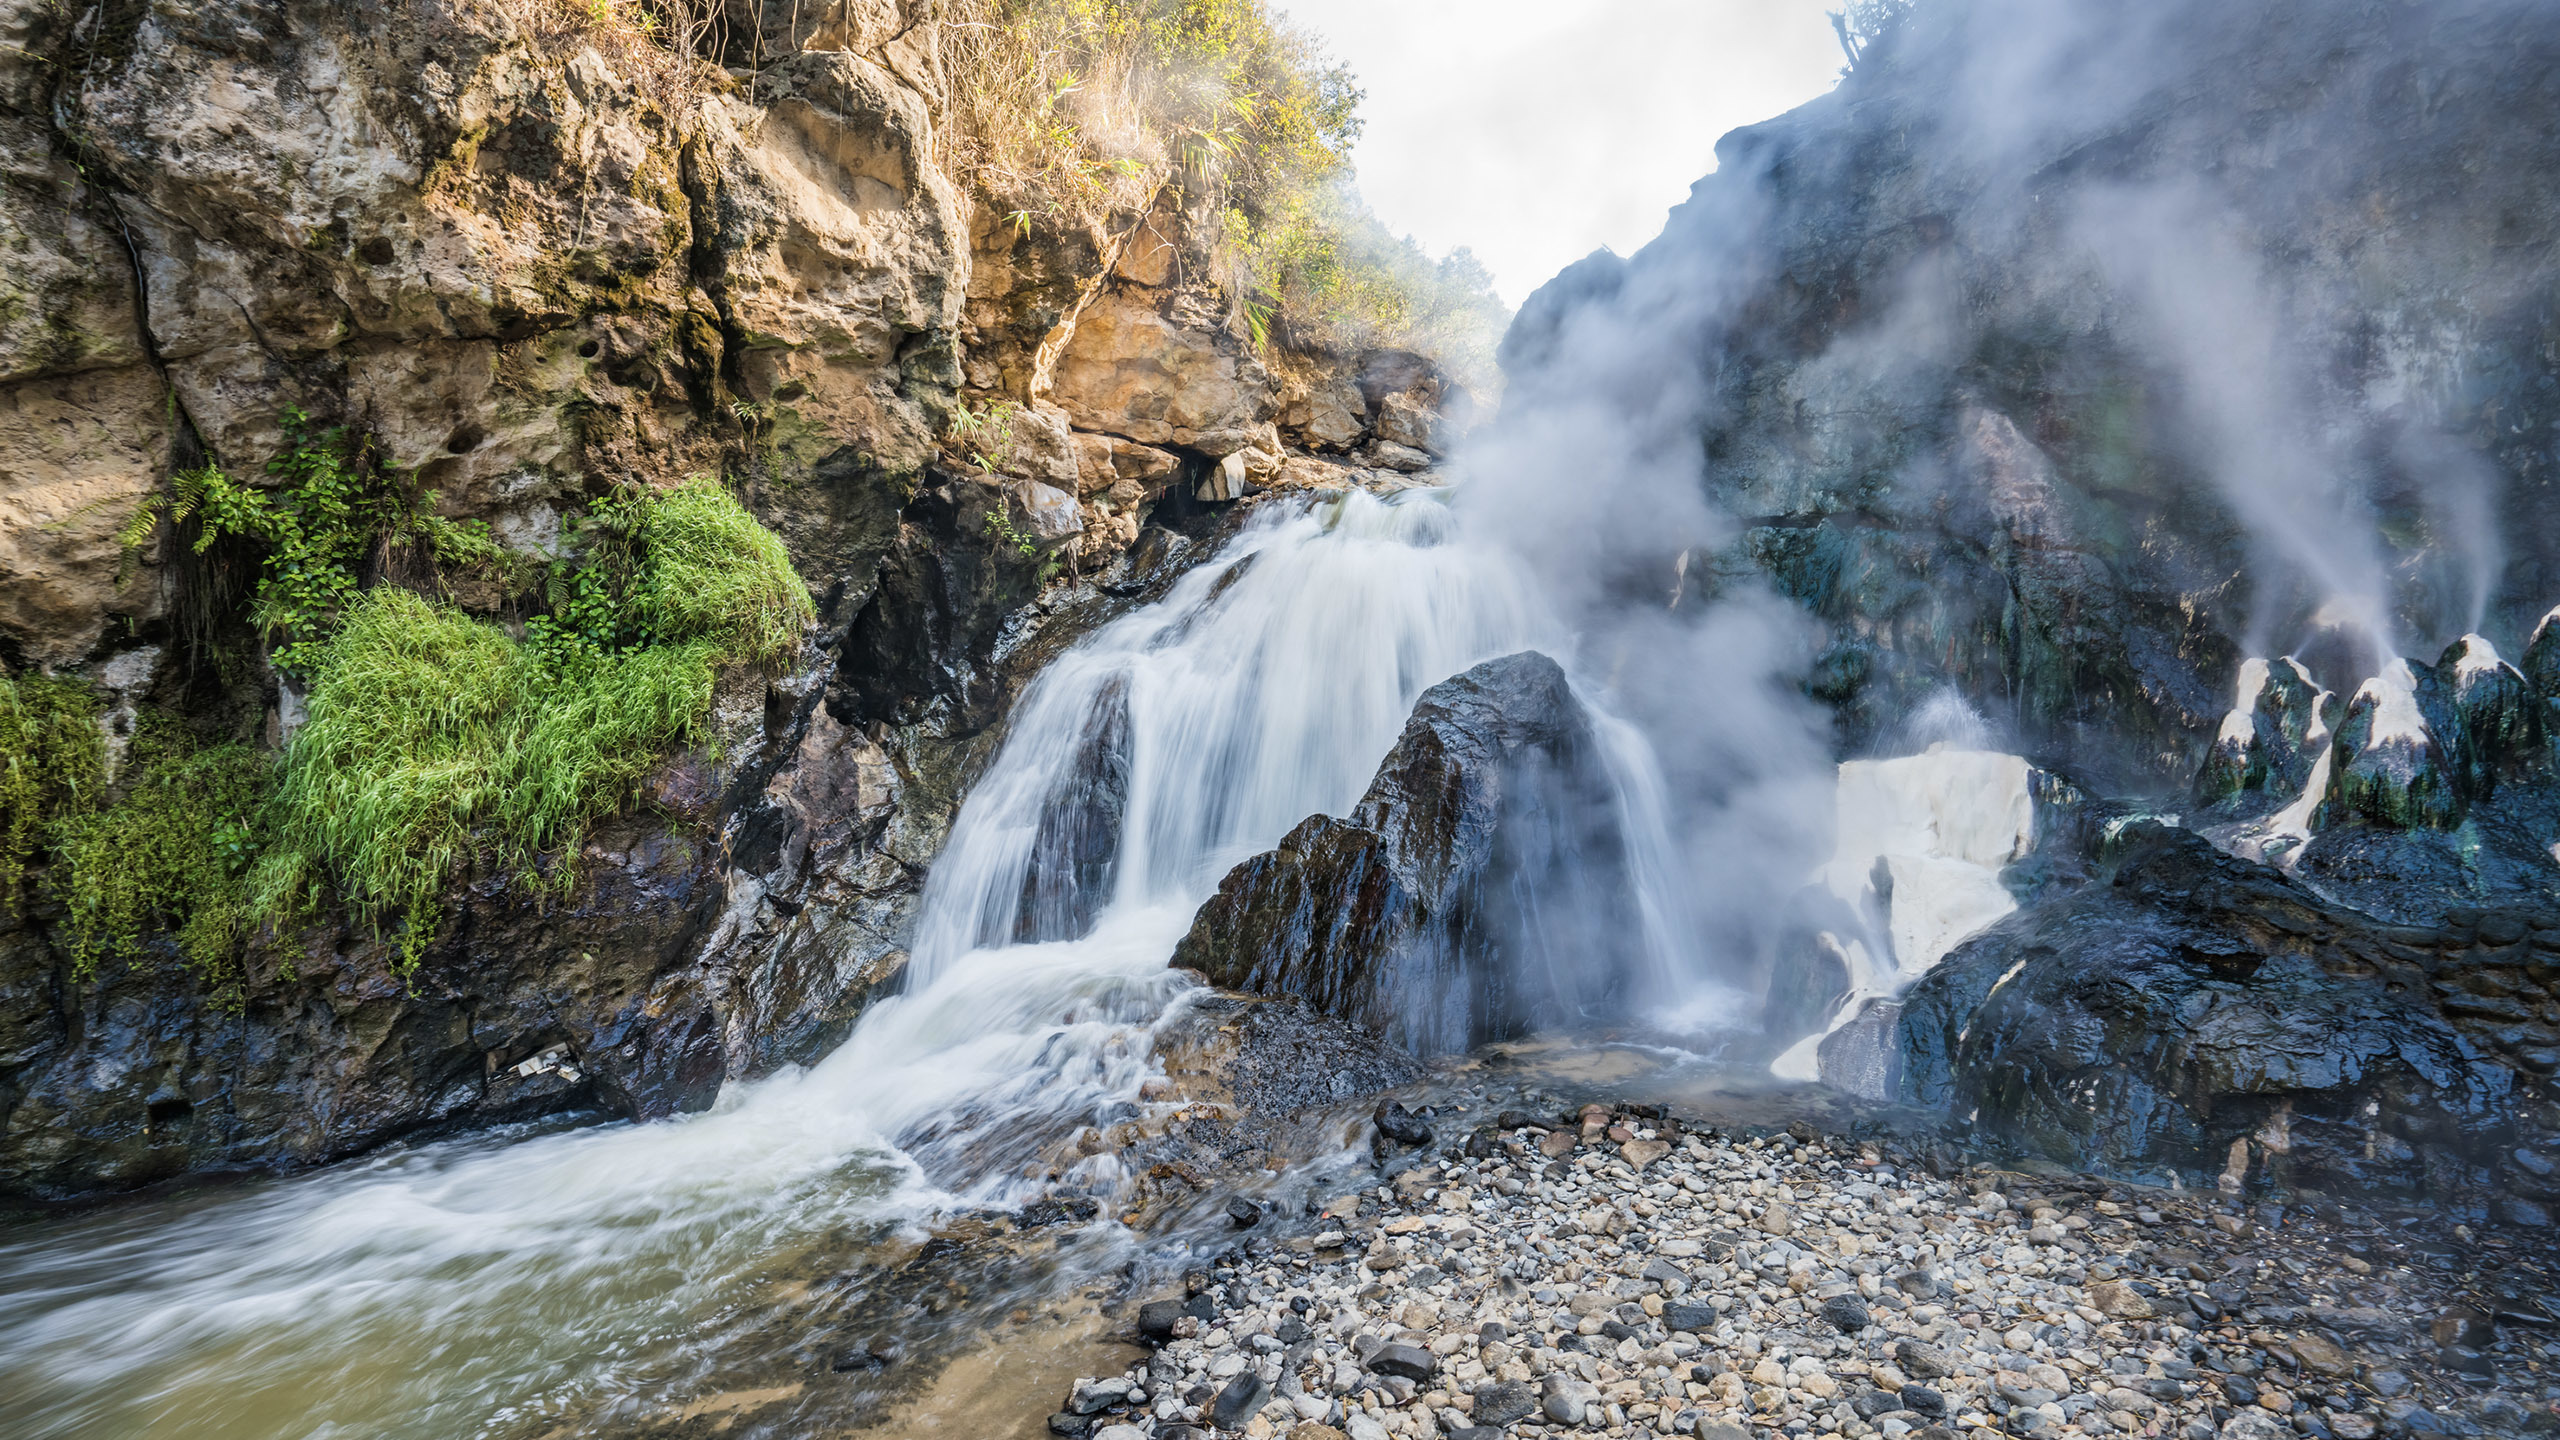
[0,490,1706,1440]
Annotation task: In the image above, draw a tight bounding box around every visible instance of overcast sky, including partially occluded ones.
[1272,0,1845,305]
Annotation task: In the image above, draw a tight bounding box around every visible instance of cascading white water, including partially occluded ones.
[0,490,1709,1440]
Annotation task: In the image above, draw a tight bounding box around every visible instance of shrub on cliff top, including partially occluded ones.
[943,0,1507,387]
[1229,179,1510,393]
[945,0,1361,224]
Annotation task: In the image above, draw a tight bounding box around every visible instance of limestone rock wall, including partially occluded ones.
[0,0,1465,1197]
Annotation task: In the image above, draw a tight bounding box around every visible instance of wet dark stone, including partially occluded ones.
[1898,825,2519,1195]
[2223,1375,2260,1406]
[1367,1341,1436,1380]
[1226,1196,1262,1228]
[2495,1196,2554,1227]
[1373,1099,1434,1150]
[1821,1293,1874,1333]
[2439,1344,2496,1375]
[1136,1299,1188,1342]
[1473,1380,1538,1426]
[1640,1258,1690,1291]
[1664,1301,1717,1332]
[1046,1413,1091,1436]
[2433,1305,2496,1349]
[829,1336,899,1373]
[1211,1372,1268,1429]
[1171,651,1652,1056]
[1020,1197,1101,1228]
[1011,676,1131,945]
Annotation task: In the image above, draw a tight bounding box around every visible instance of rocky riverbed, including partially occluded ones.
[1046,1093,2560,1440]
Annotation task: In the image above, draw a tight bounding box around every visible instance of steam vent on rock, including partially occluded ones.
[3,0,2560,1438]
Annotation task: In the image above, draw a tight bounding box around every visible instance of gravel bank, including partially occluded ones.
[1048,1095,2560,1440]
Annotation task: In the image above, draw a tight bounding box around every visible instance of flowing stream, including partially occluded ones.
[0,490,1708,1439]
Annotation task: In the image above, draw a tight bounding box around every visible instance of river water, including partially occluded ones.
[0,489,1722,1439]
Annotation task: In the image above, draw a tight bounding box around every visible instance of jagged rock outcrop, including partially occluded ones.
[1899,823,2556,1223]
[2320,657,2470,831]
[1169,651,1644,1057]
[2195,657,2334,813]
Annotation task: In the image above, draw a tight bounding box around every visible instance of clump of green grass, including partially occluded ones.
[623,475,814,666]
[0,675,106,914]
[256,478,813,975]
[52,721,268,1002]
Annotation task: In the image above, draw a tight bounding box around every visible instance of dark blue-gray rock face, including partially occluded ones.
[1496,0,2560,789]
[1898,824,2554,1207]
[1169,652,1645,1056]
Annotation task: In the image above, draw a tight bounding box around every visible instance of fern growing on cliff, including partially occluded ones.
[122,412,501,676]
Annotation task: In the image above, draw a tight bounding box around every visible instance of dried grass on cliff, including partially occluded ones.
[940,0,1358,223]
[496,0,727,109]
[940,0,1507,386]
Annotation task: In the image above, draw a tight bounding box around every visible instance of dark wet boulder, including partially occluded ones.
[1135,1299,1188,1342]
[1168,651,1645,1055]
[1815,997,1904,1102]
[1820,1293,1874,1333]
[1472,1380,1538,1427]
[1366,1342,1436,1380]
[1372,1099,1434,1149]
[1898,824,2519,1199]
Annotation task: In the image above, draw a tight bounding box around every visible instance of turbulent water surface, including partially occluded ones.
[0,491,1710,1439]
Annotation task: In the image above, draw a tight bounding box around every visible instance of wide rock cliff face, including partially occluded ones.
[1486,0,2560,1204]
[1171,652,1647,1057]
[1503,0,2560,789]
[0,1,1469,1198]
